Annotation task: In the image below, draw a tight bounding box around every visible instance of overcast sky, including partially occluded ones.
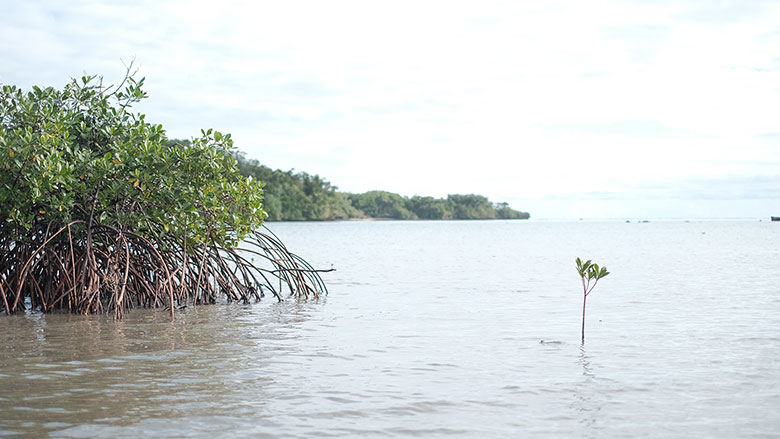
[2,0,779,219]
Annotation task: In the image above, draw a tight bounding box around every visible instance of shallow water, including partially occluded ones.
[2,220,779,438]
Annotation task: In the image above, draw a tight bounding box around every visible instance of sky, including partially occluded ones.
[1,0,779,219]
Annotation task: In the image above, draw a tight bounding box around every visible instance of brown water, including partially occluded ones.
[2,220,780,438]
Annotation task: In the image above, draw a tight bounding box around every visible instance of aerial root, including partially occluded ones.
[0,223,328,318]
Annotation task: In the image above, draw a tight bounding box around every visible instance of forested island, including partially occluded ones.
[234,154,530,221]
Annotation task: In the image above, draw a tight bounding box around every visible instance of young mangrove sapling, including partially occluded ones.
[576,257,609,344]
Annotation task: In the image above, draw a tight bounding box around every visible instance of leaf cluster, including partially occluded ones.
[0,74,265,248]
[576,257,609,296]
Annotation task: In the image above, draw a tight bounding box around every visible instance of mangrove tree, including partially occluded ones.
[0,71,326,318]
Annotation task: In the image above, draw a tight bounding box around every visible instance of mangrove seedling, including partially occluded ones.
[576,257,609,344]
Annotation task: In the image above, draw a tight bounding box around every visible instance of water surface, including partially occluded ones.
[2,220,779,437]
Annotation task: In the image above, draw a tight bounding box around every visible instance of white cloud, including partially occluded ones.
[2,0,780,218]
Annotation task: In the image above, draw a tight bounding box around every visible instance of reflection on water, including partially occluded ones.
[0,301,325,438]
[2,220,780,438]
[573,345,602,438]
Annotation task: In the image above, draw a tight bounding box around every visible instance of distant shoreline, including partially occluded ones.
[264,217,774,223]
[266,216,531,222]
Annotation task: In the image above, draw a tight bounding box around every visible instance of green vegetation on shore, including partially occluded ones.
[235,154,530,221]
[0,72,325,318]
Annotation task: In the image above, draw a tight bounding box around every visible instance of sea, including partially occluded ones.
[1,220,779,438]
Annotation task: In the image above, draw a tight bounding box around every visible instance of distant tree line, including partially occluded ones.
[234,153,530,221]
[234,154,359,221]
